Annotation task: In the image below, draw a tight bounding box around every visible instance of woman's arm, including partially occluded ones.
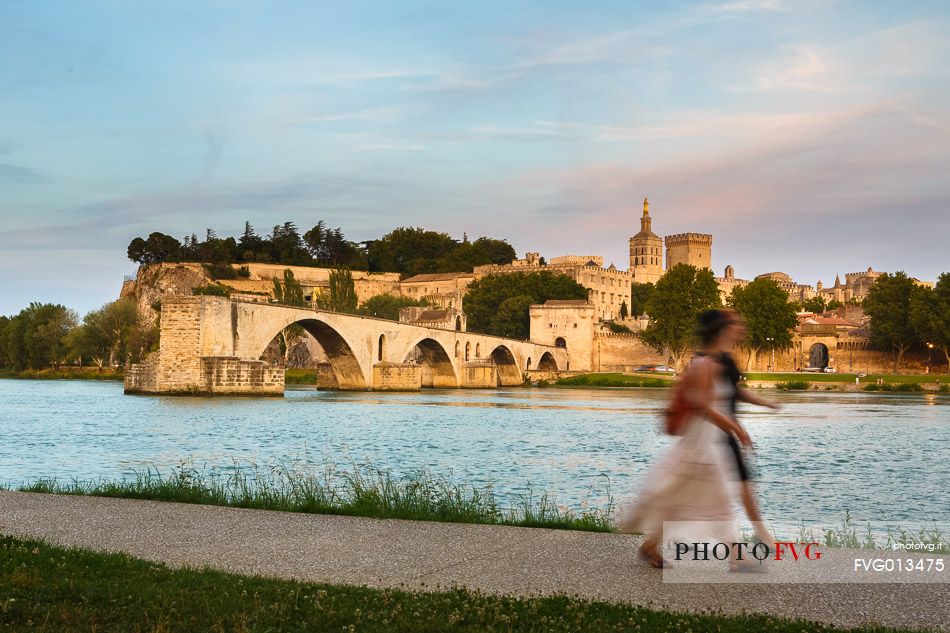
[736,387,781,410]
[686,358,753,446]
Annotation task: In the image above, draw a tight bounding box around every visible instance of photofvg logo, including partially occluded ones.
[673,541,822,562]
[659,521,948,584]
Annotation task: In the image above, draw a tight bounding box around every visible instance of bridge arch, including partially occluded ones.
[257,317,368,389]
[405,337,457,388]
[490,345,522,386]
[538,351,558,371]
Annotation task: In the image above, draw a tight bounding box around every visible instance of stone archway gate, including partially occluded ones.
[125,296,569,395]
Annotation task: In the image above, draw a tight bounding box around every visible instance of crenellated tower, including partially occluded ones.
[628,197,664,283]
[665,232,712,271]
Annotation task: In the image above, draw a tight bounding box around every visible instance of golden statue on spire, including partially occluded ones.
[643,197,649,217]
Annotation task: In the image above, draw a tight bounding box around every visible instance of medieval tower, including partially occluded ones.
[665,231,712,271]
[628,197,664,283]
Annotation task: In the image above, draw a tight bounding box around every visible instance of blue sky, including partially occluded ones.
[2,0,948,315]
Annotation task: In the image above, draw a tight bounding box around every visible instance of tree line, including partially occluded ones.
[127,222,517,279]
[0,299,156,371]
[630,266,950,373]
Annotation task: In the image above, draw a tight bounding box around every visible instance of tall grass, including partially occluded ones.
[775,380,810,390]
[20,462,614,533]
[555,373,671,388]
[784,511,949,554]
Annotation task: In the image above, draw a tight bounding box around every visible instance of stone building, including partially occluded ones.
[529,300,596,371]
[628,198,664,284]
[399,272,474,310]
[473,254,632,322]
[714,264,750,303]
[754,272,815,304]
[665,232,712,271]
[398,306,466,331]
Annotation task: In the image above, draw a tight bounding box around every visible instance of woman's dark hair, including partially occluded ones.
[696,309,734,346]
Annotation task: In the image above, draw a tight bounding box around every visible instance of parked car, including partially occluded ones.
[823,367,837,373]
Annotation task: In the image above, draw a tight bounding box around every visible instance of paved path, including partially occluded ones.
[1,492,947,632]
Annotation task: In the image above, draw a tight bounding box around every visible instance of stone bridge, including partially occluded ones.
[125,296,570,395]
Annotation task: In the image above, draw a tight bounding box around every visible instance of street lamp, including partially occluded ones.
[927,342,934,374]
[766,337,775,372]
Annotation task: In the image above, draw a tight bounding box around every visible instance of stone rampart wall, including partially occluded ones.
[593,334,666,371]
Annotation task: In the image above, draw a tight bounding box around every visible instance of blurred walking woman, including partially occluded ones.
[619,309,753,568]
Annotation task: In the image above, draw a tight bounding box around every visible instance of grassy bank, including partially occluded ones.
[744,372,946,384]
[20,463,613,533]
[15,465,948,553]
[554,372,673,388]
[0,535,916,633]
[285,367,318,384]
[0,367,124,380]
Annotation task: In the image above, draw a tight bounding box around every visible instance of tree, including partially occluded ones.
[630,282,654,317]
[269,222,310,265]
[619,301,629,320]
[911,272,950,372]
[358,294,431,321]
[367,227,459,277]
[640,264,721,369]
[463,271,589,339]
[127,232,182,265]
[802,296,827,313]
[729,278,798,371]
[6,303,79,369]
[272,269,305,306]
[269,270,307,364]
[316,268,358,314]
[863,271,922,373]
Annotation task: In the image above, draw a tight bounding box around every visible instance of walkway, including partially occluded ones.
[0,492,946,631]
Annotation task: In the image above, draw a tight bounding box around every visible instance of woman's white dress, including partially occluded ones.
[618,370,739,544]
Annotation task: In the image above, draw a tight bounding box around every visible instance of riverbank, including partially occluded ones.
[17,463,612,532]
[0,367,123,380]
[1,491,943,632]
[5,368,945,394]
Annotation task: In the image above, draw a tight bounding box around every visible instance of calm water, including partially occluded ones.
[1,380,947,537]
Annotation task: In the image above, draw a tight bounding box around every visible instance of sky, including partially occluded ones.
[1,0,948,316]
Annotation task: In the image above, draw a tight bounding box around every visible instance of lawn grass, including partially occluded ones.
[285,367,318,384]
[19,462,614,533]
[743,372,945,384]
[554,372,673,388]
[0,367,124,381]
[0,534,918,633]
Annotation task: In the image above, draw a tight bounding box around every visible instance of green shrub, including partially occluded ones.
[204,262,238,279]
[776,381,809,390]
[193,283,231,297]
[605,321,633,334]
[939,384,949,393]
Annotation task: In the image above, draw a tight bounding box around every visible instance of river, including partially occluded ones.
[1,379,947,538]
